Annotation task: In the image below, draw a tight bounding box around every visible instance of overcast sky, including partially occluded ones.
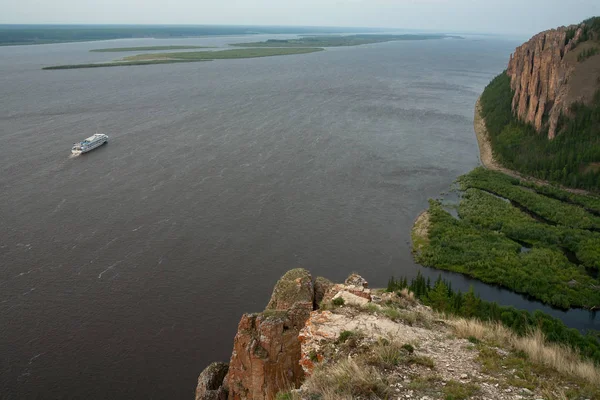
[2,0,599,36]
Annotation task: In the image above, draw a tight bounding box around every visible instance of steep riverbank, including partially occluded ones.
[473,97,590,196]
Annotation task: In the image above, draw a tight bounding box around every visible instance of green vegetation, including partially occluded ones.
[332,296,345,306]
[386,273,600,364]
[442,380,480,400]
[474,342,600,399]
[0,24,381,46]
[479,71,600,190]
[519,181,600,213]
[231,33,458,48]
[401,343,415,353]
[123,47,323,61]
[579,17,600,43]
[44,47,323,70]
[43,59,209,70]
[459,168,600,229]
[90,45,211,52]
[578,46,599,62]
[337,330,355,343]
[381,306,401,321]
[274,392,294,400]
[565,17,600,47]
[415,168,600,309]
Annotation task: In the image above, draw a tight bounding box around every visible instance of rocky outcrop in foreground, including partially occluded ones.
[195,271,372,400]
[227,268,313,400]
[196,271,600,400]
[196,268,315,400]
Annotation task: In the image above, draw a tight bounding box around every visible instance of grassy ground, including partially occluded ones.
[122,47,323,61]
[412,167,600,309]
[43,47,323,70]
[278,290,600,400]
[90,45,212,52]
[43,59,210,70]
[231,34,455,47]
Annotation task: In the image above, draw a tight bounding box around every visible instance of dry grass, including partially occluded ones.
[449,317,600,385]
[368,337,435,370]
[399,288,416,302]
[302,358,389,400]
[371,339,405,368]
[442,379,480,400]
[511,331,600,384]
[450,318,512,345]
[411,211,430,254]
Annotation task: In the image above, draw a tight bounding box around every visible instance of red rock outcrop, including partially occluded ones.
[226,269,313,400]
[195,271,376,400]
[506,24,584,139]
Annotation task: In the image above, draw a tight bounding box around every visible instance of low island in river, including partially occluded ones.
[43,47,324,70]
[89,45,213,52]
[231,33,462,47]
[43,33,462,70]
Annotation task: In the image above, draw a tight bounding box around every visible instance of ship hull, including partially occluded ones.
[71,136,108,154]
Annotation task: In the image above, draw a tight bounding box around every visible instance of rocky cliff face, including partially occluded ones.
[226,269,313,400]
[506,24,584,139]
[195,270,599,399]
[195,271,372,400]
[196,268,315,400]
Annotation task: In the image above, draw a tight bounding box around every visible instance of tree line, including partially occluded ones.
[387,273,600,365]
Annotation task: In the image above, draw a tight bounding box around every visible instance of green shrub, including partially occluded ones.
[381,307,401,321]
[443,380,479,400]
[338,330,354,343]
[468,336,481,344]
[275,392,293,400]
[332,297,345,306]
[402,343,415,353]
[577,47,599,62]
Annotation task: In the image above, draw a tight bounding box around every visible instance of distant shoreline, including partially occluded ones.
[0,25,387,47]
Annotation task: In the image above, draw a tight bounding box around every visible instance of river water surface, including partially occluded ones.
[1,34,597,399]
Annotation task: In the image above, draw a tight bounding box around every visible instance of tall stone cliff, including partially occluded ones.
[506,24,585,139]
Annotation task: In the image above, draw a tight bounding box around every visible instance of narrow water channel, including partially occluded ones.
[430,190,600,333]
[415,266,599,333]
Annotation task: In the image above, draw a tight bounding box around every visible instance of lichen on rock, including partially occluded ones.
[226,269,314,400]
[265,268,314,312]
[195,362,229,400]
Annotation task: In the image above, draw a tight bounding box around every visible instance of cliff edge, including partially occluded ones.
[195,270,600,400]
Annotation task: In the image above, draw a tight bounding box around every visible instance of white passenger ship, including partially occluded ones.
[71,134,108,155]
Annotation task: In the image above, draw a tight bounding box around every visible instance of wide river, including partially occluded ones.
[1,33,597,399]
